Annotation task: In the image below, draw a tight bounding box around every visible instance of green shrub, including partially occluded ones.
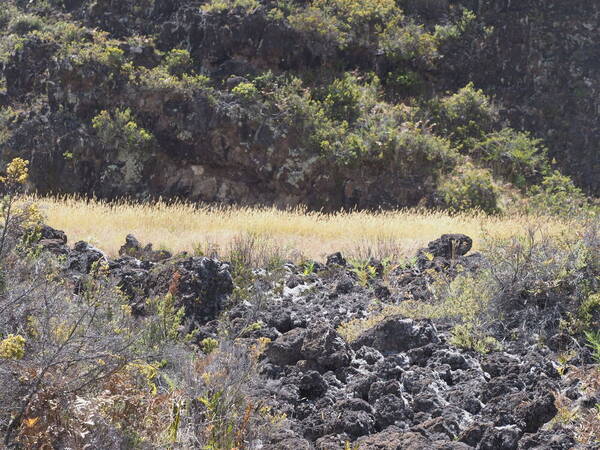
[321,74,362,123]
[564,293,600,335]
[231,81,259,99]
[288,6,344,47]
[379,20,438,68]
[0,6,19,30]
[0,334,26,360]
[269,75,456,173]
[433,8,477,43]
[288,0,399,47]
[92,108,154,154]
[92,108,155,184]
[434,82,497,151]
[450,323,501,354]
[142,293,185,350]
[481,224,599,331]
[163,48,193,77]
[202,0,260,14]
[527,171,594,217]
[584,330,600,363]
[0,107,16,146]
[201,337,219,354]
[60,31,127,68]
[130,65,212,96]
[436,163,500,214]
[473,128,547,188]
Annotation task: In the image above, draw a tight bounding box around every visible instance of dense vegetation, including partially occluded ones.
[0,0,598,212]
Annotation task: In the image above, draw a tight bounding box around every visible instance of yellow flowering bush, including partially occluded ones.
[0,157,29,189]
[0,334,26,359]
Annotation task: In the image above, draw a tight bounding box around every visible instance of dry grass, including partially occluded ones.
[31,195,579,260]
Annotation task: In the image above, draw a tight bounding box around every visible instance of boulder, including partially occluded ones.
[352,316,440,353]
[67,241,107,273]
[301,322,352,372]
[266,328,306,366]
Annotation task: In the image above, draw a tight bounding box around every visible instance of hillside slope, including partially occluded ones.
[0,0,598,210]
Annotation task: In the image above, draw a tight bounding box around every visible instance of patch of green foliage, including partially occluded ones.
[585,330,600,364]
[231,81,259,99]
[527,171,596,218]
[92,108,154,154]
[450,323,502,354]
[436,162,500,214]
[163,48,194,77]
[433,82,497,152]
[202,0,261,14]
[473,128,547,188]
[8,14,45,36]
[288,0,399,48]
[268,74,457,175]
[59,30,126,68]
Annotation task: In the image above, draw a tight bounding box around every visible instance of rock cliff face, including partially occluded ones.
[470,0,600,194]
[0,0,598,208]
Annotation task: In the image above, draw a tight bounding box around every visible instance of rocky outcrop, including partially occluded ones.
[1,0,598,212]
[41,228,233,325]
[470,0,600,194]
[34,226,597,448]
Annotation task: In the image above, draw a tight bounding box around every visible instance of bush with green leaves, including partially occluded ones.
[231,81,259,99]
[268,74,457,173]
[0,7,18,30]
[57,29,127,69]
[433,8,477,43]
[473,128,548,188]
[288,0,399,48]
[433,82,497,152]
[163,48,194,77]
[92,108,155,184]
[129,64,212,96]
[527,171,595,217]
[480,224,599,335]
[449,323,501,354]
[202,0,261,14]
[379,20,438,70]
[93,108,153,149]
[8,14,45,35]
[319,73,363,123]
[436,162,500,214]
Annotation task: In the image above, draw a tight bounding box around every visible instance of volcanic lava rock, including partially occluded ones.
[266,328,306,367]
[300,322,352,372]
[352,316,440,353]
[119,234,171,262]
[67,241,107,273]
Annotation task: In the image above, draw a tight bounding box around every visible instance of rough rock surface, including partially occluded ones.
[1,0,598,211]
[36,227,597,448]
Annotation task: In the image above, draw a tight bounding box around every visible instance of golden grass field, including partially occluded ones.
[31,196,581,262]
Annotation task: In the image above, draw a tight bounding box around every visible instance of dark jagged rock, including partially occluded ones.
[326,252,347,267]
[38,224,67,244]
[162,256,234,325]
[300,323,352,372]
[119,234,172,262]
[266,328,306,367]
[67,241,107,273]
[352,316,440,353]
[424,234,473,258]
[31,229,591,447]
